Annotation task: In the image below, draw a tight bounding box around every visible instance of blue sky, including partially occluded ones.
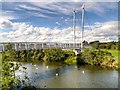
[0,2,118,42]
[2,2,118,28]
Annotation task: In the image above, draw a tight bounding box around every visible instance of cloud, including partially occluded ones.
[0,19,12,29]
[1,10,20,20]
[27,2,117,16]
[2,2,117,22]
[55,22,61,26]
[18,4,40,11]
[65,18,71,23]
[0,19,118,43]
[2,0,119,2]
[84,2,117,16]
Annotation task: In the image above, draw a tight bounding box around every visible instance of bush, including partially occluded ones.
[2,61,30,90]
[43,48,66,62]
[64,50,77,65]
[2,49,45,62]
[77,49,116,67]
[65,56,76,65]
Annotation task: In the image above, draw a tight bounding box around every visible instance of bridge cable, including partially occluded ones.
[84,10,95,42]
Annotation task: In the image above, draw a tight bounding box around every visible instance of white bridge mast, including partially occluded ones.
[81,4,85,52]
[73,9,76,49]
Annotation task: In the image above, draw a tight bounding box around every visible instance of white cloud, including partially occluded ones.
[26,2,117,17]
[0,19,118,43]
[2,0,119,2]
[1,10,20,20]
[18,4,39,11]
[2,2,117,21]
[55,22,61,26]
[0,18,13,29]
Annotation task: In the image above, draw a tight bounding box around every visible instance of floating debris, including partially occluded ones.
[46,66,48,69]
[82,71,84,74]
[74,66,77,69]
[56,73,58,76]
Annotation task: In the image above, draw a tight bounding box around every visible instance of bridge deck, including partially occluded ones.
[0,42,82,52]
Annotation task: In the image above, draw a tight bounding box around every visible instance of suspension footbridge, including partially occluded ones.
[0,5,92,54]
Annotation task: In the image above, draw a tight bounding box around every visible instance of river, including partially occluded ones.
[15,61,119,88]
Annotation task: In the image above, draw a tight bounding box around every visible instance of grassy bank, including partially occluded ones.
[2,48,119,69]
[77,49,119,69]
[101,49,119,69]
[0,53,2,69]
[101,49,118,61]
[0,53,2,88]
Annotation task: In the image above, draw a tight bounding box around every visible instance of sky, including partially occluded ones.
[0,1,119,43]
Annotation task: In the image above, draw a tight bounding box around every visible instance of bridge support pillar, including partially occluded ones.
[48,43,50,48]
[34,43,37,49]
[2,44,5,51]
[28,44,30,49]
[19,43,21,50]
[68,44,70,48]
[73,49,81,55]
[25,43,28,50]
[15,43,17,51]
[42,43,44,49]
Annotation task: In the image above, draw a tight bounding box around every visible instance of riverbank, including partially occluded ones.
[0,53,2,88]
[101,49,118,60]
[101,49,119,69]
[77,49,119,70]
[1,48,119,70]
[0,53,1,67]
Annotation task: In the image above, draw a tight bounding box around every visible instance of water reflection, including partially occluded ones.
[16,62,118,88]
[31,65,73,83]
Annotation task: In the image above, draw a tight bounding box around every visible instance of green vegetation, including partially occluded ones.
[1,43,119,89]
[3,48,77,65]
[89,41,100,49]
[0,53,2,69]
[89,40,118,50]
[43,48,65,62]
[2,61,30,90]
[1,40,119,89]
[2,43,119,70]
[101,49,118,60]
[63,50,76,65]
[2,49,44,62]
[84,40,119,69]
[101,49,119,69]
[43,49,77,65]
[5,43,13,51]
[2,44,77,65]
[1,43,33,89]
[65,56,76,65]
[2,47,119,69]
[0,53,2,89]
[77,49,118,69]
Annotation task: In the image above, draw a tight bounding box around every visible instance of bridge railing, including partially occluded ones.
[0,42,82,52]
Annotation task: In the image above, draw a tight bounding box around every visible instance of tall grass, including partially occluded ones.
[0,53,2,69]
[101,49,118,61]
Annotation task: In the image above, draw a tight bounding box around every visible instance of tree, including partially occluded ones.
[43,48,65,62]
[2,61,30,89]
[5,43,13,51]
[89,41,100,49]
[83,40,88,46]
